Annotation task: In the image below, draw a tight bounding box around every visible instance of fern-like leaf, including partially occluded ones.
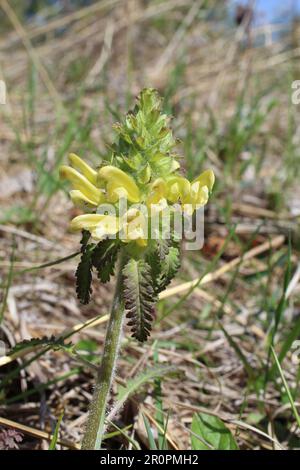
[75,244,94,304]
[147,240,181,294]
[8,336,73,357]
[123,259,157,342]
[91,239,120,283]
[157,245,181,293]
[156,239,169,261]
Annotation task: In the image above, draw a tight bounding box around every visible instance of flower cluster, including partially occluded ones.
[60,89,215,341]
[60,89,214,249]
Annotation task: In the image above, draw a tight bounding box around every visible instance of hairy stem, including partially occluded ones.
[81,252,126,450]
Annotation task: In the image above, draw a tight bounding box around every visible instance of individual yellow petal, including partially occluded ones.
[146,178,167,206]
[98,165,140,203]
[106,183,129,202]
[170,159,180,172]
[190,182,209,206]
[193,169,215,192]
[196,184,209,206]
[120,208,148,247]
[90,216,120,240]
[60,165,104,204]
[68,153,98,185]
[184,183,209,214]
[182,204,195,216]
[69,190,98,208]
[166,176,190,203]
[121,209,148,243]
[70,214,108,232]
[149,198,168,215]
[121,207,140,223]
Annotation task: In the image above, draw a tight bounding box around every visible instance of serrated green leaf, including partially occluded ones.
[123,258,157,342]
[156,239,170,261]
[75,244,94,304]
[91,239,120,283]
[117,365,174,405]
[191,413,238,450]
[157,245,180,293]
[109,365,175,420]
[8,336,73,357]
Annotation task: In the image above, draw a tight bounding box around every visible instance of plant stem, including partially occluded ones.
[81,252,126,450]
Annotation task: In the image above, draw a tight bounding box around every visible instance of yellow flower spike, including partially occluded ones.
[68,153,98,185]
[193,169,215,192]
[166,176,190,203]
[70,214,109,232]
[69,190,99,208]
[98,166,140,203]
[60,165,104,205]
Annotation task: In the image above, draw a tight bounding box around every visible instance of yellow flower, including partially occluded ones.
[192,169,215,192]
[68,153,98,185]
[60,154,104,207]
[69,190,101,208]
[182,169,215,214]
[120,208,148,247]
[90,217,120,240]
[70,214,120,241]
[146,178,167,206]
[98,166,140,203]
[166,176,191,204]
[70,210,148,246]
[170,159,180,172]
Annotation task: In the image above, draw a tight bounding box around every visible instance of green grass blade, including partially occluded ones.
[49,413,64,450]
[142,413,157,450]
[271,346,300,429]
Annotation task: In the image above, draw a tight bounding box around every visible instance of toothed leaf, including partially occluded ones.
[92,239,120,283]
[8,336,73,356]
[75,244,94,304]
[123,258,157,342]
[147,239,181,294]
[157,245,181,293]
[156,239,170,261]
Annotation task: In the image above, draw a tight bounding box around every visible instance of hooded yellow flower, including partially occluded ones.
[60,154,104,208]
[120,208,148,247]
[98,166,140,203]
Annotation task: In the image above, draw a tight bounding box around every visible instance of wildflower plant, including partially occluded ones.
[60,88,214,449]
